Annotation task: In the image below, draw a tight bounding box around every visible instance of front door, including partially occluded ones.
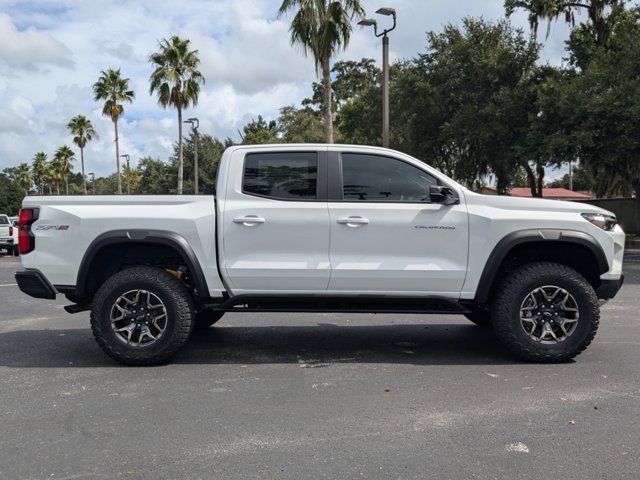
[327,151,469,296]
[221,148,331,293]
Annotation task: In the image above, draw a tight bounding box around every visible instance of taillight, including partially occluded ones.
[18,208,39,255]
[9,226,13,236]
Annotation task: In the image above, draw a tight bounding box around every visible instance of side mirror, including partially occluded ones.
[430,185,459,205]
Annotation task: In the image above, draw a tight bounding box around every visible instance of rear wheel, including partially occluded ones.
[90,266,195,366]
[492,262,599,363]
[12,246,19,257]
[194,310,225,329]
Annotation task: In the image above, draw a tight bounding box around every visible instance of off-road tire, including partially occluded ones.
[492,262,599,363]
[194,310,225,329]
[90,266,195,366]
[464,309,492,328]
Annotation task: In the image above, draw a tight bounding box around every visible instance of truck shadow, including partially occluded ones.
[0,322,532,367]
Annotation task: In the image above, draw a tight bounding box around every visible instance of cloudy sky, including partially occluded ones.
[0,0,579,176]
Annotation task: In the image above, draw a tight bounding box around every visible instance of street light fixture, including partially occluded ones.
[359,7,397,148]
[184,117,200,195]
[120,154,131,195]
[88,172,96,195]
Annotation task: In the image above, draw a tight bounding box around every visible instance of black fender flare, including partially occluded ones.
[75,229,209,298]
[474,229,609,305]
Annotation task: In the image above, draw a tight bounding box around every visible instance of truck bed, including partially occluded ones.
[20,195,225,297]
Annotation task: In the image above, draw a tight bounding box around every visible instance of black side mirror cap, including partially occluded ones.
[430,185,459,205]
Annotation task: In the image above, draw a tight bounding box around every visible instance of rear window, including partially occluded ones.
[0,216,8,225]
[243,152,318,200]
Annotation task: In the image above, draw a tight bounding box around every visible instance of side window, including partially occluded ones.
[243,152,318,200]
[341,153,438,202]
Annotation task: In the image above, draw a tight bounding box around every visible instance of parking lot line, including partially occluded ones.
[0,283,18,287]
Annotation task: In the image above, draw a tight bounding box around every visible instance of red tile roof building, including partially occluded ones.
[478,186,593,200]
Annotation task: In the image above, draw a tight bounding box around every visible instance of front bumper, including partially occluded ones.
[15,269,57,300]
[596,274,624,300]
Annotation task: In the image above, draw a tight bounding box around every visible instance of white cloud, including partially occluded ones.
[0,13,73,71]
[0,0,579,176]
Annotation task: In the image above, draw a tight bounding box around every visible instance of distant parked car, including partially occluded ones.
[0,214,19,256]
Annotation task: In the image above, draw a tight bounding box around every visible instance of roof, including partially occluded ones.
[482,186,592,199]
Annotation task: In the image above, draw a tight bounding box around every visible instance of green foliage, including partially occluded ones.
[505,0,625,45]
[240,116,281,145]
[0,172,24,215]
[547,162,595,191]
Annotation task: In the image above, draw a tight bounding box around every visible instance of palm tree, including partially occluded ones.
[15,163,33,194]
[93,68,135,194]
[32,152,48,194]
[278,0,365,143]
[149,36,204,195]
[67,115,98,194]
[43,161,58,195]
[53,146,75,195]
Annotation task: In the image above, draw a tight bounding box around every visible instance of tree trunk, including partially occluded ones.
[56,182,60,195]
[536,163,545,197]
[321,56,334,143]
[177,104,184,195]
[524,163,537,197]
[65,176,69,195]
[114,119,122,194]
[80,147,87,195]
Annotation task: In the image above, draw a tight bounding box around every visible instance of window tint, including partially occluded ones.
[0,216,8,225]
[243,152,318,200]
[341,153,438,202]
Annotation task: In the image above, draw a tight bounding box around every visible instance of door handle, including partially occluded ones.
[233,215,266,226]
[337,216,370,227]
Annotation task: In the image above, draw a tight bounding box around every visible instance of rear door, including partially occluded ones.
[220,147,331,293]
[327,150,469,296]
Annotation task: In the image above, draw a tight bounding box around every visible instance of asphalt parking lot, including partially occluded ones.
[1,254,639,480]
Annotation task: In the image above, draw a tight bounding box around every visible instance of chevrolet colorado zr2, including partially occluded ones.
[14,145,625,365]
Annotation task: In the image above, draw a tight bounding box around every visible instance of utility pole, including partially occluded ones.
[569,159,574,191]
[120,154,131,195]
[359,7,397,148]
[184,117,200,194]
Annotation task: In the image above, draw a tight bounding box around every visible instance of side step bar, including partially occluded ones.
[201,294,470,315]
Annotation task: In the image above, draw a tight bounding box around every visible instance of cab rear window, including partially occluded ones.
[0,216,9,225]
[243,152,318,200]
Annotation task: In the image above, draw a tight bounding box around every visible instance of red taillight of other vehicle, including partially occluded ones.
[9,226,13,236]
[18,208,38,255]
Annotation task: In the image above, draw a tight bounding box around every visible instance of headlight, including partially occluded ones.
[581,212,617,231]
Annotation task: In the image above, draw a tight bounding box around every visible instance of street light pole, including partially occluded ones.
[184,117,200,194]
[359,7,397,149]
[88,173,95,195]
[120,154,131,195]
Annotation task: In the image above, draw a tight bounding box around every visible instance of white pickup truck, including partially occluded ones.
[0,214,19,256]
[15,144,625,365]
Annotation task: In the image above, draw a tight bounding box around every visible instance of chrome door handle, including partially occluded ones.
[233,215,266,226]
[337,216,370,227]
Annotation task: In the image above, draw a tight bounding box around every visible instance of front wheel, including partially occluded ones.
[90,267,195,366]
[492,262,599,363]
